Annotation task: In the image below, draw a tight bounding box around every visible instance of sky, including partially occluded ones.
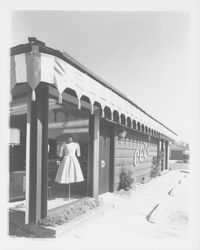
[11,11,190,142]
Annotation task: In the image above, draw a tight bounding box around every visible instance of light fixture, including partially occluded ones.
[118,129,126,140]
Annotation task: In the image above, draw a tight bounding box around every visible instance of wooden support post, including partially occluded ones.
[87,115,94,197]
[157,138,161,170]
[161,140,164,171]
[109,126,115,193]
[87,109,100,198]
[92,109,100,198]
[157,138,160,155]
[41,85,49,218]
[163,140,166,170]
[28,85,49,224]
[165,141,169,170]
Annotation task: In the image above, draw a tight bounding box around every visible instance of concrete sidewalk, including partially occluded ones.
[57,169,189,241]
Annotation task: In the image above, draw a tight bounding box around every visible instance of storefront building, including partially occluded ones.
[9,38,177,224]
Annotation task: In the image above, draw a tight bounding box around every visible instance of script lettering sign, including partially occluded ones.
[133,146,149,167]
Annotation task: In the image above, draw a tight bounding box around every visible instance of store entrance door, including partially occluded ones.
[99,124,111,194]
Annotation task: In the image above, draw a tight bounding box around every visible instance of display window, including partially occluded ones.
[47,96,90,209]
[9,89,91,213]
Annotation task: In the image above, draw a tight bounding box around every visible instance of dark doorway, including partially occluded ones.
[99,123,112,194]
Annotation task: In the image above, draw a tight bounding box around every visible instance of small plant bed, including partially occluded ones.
[38,198,102,227]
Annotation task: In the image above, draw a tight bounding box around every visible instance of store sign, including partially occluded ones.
[133,146,149,167]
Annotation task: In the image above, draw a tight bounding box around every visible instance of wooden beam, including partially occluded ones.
[157,138,161,162]
[28,85,49,224]
[87,115,94,197]
[41,86,49,219]
[165,141,169,170]
[109,124,115,193]
[161,140,164,171]
[48,119,89,129]
[92,109,100,198]
[29,99,37,223]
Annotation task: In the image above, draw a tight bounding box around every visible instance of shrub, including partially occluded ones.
[140,177,145,184]
[38,198,102,227]
[57,215,65,225]
[150,153,162,178]
[118,168,134,191]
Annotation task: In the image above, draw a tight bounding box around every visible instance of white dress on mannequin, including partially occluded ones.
[55,142,84,184]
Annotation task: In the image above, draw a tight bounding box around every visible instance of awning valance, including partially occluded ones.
[10,47,176,140]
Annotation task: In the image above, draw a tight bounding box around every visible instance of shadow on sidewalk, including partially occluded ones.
[9,209,56,238]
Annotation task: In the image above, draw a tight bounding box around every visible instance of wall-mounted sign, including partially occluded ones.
[10,128,20,146]
[133,146,149,167]
[100,160,106,168]
[23,175,26,192]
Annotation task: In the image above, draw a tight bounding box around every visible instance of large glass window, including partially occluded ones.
[47,97,90,208]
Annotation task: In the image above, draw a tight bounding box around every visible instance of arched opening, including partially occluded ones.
[127,117,131,128]
[141,124,145,133]
[121,114,126,125]
[132,120,137,130]
[113,110,119,123]
[104,106,112,120]
[64,87,78,99]
[137,122,141,131]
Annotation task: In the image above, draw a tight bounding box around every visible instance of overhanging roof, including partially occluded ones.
[10,37,177,140]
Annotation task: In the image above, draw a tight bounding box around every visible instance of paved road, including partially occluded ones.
[57,166,189,248]
[169,162,189,171]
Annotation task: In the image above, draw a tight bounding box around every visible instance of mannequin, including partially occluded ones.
[55,136,84,199]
